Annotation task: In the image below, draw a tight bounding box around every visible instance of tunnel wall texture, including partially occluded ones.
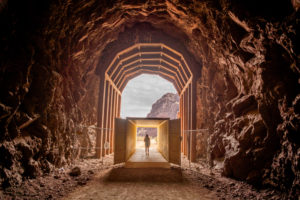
[0,0,299,198]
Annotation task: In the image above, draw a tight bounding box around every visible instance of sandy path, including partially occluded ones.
[61,167,218,200]
[1,154,284,200]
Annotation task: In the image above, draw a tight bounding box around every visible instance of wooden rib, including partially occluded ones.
[116,63,182,89]
[105,44,139,74]
[117,66,180,91]
[161,44,192,78]
[108,51,180,77]
[118,64,183,91]
[106,43,192,85]
[180,77,192,96]
[119,69,180,93]
[111,50,189,85]
[114,57,186,88]
[119,68,176,89]
[112,59,141,82]
[105,73,121,95]
[108,51,162,76]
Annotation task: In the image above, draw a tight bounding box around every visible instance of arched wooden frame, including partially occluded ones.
[96,43,197,162]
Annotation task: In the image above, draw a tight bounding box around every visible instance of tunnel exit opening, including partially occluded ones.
[120,74,177,119]
[136,127,157,150]
[114,117,180,168]
[96,43,198,162]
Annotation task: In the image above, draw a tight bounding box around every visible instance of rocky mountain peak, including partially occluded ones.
[147,93,179,119]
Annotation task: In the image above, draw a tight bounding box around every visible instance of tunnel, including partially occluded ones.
[95,42,197,161]
[114,117,180,168]
[0,0,299,199]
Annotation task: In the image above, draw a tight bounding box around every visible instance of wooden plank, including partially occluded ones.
[114,118,127,164]
[169,119,181,165]
[96,76,105,158]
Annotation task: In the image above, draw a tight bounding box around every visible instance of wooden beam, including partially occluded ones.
[190,79,197,162]
[116,64,181,89]
[105,73,121,95]
[96,75,105,158]
[117,62,184,90]
[180,95,183,153]
[105,44,139,75]
[180,77,193,96]
[107,85,114,155]
[182,90,186,156]
[107,43,192,86]
[112,59,140,82]
[117,94,121,117]
[102,81,110,156]
[187,85,191,160]
[113,57,187,90]
[118,69,180,93]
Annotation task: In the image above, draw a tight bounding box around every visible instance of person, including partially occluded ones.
[144,134,150,156]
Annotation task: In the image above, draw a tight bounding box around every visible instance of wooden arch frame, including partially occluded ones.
[96,43,197,162]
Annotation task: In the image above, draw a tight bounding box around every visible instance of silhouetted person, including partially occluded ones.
[144,134,150,156]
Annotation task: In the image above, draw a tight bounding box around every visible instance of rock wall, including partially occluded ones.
[147,93,180,119]
[193,2,299,197]
[0,0,100,187]
[0,0,298,197]
[138,93,179,137]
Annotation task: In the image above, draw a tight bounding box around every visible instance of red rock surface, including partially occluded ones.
[0,0,298,198]
[147,93,179,119]
[138,93,179,137]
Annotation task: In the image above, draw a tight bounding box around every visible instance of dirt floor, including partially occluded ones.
[0,154,286,200]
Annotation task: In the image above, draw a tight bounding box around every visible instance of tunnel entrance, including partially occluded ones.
[96,43,198,162]
[114,118,180,168]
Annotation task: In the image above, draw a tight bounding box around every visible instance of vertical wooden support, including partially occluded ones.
[107,86,112,155]
[117,95,121,117]
[102,80,110,156]
[96,75,105,158]
[110,89,116,154]
[180,95,183,153]
[181,91,185,155]
[113,92,120,153]
[115,93,119,118]
[190,78,197,162]
[105,84,112,155]
[184,90,188,156]
[187,85,191,159]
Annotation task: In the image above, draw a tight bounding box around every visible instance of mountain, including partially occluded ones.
[147,93,179,119]
[137,93,179,137]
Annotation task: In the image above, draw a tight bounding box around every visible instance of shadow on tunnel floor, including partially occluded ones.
[104,167,183,183]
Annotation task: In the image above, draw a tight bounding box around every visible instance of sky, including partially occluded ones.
[120,74,177,118]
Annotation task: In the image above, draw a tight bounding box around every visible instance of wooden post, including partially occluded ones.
[102,80,110,156]
[190,79,197,162]
[184,90,188,156]
[187,85,191,160]
[117,95,121,117]
[180,95,183,153]
[105,84,112,155]
[96,75,105,158]
[110,89,116,154]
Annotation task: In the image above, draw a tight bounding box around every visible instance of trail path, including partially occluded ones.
[1,154,284,200]
[61,167,218,200]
